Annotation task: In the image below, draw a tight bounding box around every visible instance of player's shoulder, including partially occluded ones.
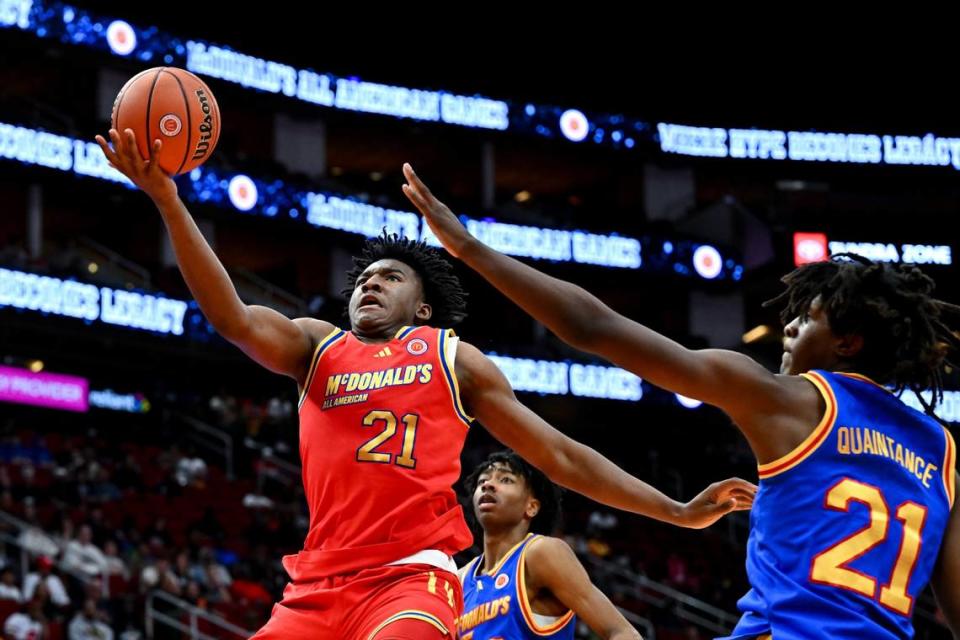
[293,317,341,346]
[525,534,572,556]
[522,536,582,588]
[523,535,577,569]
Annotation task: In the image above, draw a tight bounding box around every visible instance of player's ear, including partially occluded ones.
[416,302,432,322]
[525,497,541,520]
[835,333,864,359]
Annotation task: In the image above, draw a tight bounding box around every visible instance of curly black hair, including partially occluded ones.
[463,450,562,536]
[342,231,468,327]
[764,253,960,416]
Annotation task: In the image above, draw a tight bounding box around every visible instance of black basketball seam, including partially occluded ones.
[163,69,192,175]
[144,67,163,166]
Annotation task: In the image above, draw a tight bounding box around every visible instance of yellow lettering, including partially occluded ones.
[838,427,850,454]
[895,444,904,467]
[370,369,385,389]
[357,372,372,391]
[420,363,433,383]
[922,463,938,488]
[325,375,342,396]
[904,449,916,475]
[345,373,361,392]
[404,365,418,384]
[500,595,511,615]
[851,428,863,454]
[874,431,890,458]
[383,368,395,386]
[863,430,875,455]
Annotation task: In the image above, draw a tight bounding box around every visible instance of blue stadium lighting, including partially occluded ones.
[4,1,519,130]
[0,267,189,336]
[485,356,643,402]
[0,264,657,404]
[659,121,960,172]
[0,120,741,278]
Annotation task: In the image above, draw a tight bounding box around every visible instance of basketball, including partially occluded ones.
[111,67,221,176]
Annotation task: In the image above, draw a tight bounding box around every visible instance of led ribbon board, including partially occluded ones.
[0,0,642,148]
[0,266,190,335]
[0,121,741,278]
[659,122,960,172]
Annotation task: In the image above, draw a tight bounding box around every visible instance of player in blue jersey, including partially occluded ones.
[459,451,650,640]
[402,163,960,640]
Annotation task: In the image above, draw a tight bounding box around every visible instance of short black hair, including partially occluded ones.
[343,231,468,326]
[765,253,960,416]
[464,450,562,535]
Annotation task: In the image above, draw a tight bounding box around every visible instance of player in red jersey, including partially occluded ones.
[97,130,755,639]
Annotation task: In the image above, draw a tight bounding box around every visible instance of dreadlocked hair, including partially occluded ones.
[764,253,960,416]
[342,230,468,327]
[464,450,562,536]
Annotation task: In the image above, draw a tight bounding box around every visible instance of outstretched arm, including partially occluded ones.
[96,130,328,382]
[403,164,821,459]
[455,341,755,529]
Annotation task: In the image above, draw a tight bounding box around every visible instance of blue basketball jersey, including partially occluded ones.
[459,534,576,640]
[723,370,956,640]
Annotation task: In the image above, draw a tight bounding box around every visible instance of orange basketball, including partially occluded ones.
[111,67,221,176]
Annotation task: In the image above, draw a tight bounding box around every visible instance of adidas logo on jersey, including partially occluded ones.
[373,347,393,358]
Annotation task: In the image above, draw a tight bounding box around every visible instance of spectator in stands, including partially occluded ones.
[3,596,47,640]
[172,551,197,591]
[68,598,114,640]
[139,558,180,597]
[17,502,59,560]
[174,446,207,489]
[63,525,108,578]
[23,556,70,610]
[0,566,23,602]
[101,541,128,580]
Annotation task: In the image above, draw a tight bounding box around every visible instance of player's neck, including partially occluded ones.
[350,323,409,343]
[481,525,531,574]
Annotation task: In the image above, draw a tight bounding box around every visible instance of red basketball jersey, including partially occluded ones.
[287,325,474,580]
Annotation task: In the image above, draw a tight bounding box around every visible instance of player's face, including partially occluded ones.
[473,463,540,532]
[781,296,842,375]
[348,259,431,334]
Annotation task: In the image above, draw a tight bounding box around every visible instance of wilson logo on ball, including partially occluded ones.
[159,115,182,137]
[193,89,214,161]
